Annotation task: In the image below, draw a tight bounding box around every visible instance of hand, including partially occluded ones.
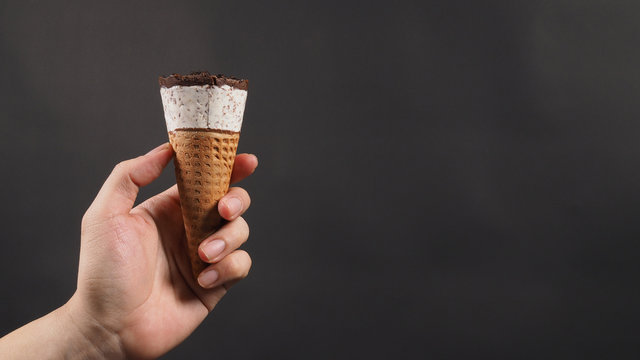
[68,143,258,358]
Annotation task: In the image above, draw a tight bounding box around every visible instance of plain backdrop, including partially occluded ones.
[1,0,640,358]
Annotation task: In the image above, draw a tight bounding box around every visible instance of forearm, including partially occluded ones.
[0,300,123,359]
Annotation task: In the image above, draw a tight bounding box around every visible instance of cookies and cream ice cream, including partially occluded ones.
[160,84,247,132]
[159,72,249,281]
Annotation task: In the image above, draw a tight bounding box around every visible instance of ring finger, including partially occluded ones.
[198,216,249,263]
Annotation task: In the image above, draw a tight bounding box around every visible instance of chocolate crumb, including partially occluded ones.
[159,71,249,90]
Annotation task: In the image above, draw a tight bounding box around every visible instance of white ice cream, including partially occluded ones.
[160,84,247,132]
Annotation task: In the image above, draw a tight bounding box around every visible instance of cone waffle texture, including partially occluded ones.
[169,129,240,279]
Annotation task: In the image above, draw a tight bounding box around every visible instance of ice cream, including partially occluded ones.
[160,85,247,132]
[159,71,248,280]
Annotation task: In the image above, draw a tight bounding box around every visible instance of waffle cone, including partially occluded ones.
[168,129,240,280]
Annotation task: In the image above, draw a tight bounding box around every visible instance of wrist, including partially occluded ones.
[0,296,125,360]
[59,296,125,359]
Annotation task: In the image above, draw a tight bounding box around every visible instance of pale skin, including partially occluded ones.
[0,143,258,359]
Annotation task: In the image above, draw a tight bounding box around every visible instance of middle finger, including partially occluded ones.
[218,187,251,221]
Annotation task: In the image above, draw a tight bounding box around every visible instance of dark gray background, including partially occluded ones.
[1,0,639,358]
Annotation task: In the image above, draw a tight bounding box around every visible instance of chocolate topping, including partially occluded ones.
[159,71,249,90]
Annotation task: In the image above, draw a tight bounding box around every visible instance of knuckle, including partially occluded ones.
[225,256,241,275]
[244,253,252,276]
[111,161,137,198]
[227,251,251,278]
[240,189,251,207]
[112,159,136,177]
[236,250,251,278]
[112,161,127,173]
[236,187,250,199]
[226,217,249,243]
[237,217,250,242]
[229,187,251,207]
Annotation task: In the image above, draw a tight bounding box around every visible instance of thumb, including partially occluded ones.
[87,143,173,218]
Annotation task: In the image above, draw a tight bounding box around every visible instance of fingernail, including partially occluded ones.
[146,143,170,155]
[202,239,226,262]
[198,269,219,288]
[224,197,243,216]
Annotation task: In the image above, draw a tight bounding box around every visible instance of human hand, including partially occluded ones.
[66,143,257,359]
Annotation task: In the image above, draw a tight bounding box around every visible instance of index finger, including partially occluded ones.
[137,153,257,217]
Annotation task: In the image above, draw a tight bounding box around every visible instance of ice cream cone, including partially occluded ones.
[159,72,248,280]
